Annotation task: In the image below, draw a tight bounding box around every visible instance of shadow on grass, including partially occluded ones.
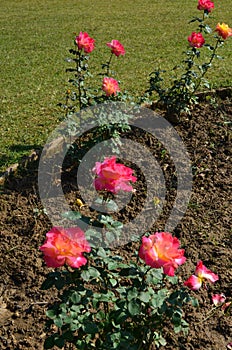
[0,144,42,175]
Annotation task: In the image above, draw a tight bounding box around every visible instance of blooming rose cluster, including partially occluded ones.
[75,32,125,97]
[187,1,232,49]
[39,227,91,268]
[92,156,137,194]
[139,232,186,276]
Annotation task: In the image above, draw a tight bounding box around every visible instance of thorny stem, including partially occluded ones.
[76,50,83,110]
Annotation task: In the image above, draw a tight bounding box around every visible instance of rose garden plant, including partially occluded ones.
[146,0,232,116]
[39,157,222,349]
[39,1,231,349]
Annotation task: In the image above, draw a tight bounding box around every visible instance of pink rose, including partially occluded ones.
[212,293,226,306]
[92,156,137,194]
[184,261,219,290]
[215,23,232,40]
[197,0,214,12]
[106,40,125,57]
[188,32,205,48]
[139,232,186,276]
[39,226,91,268]
[102,77,120,97]
[75,32,95,53]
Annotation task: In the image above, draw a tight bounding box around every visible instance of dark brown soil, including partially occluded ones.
[0,96,231,350]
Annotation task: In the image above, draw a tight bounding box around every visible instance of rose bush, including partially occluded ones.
[146,0,232,116]
[39,1,231,348]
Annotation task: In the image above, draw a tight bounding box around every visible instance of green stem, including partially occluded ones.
[201,305,221,323]
[76,50,83,110]
[193,38,220,94]
[106,53,113,76]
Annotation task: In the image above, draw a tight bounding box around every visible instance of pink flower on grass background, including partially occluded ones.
[139,232,186,276]
[107,40,125,57]
[215,23,232,40]
[39,227,91,268]
[75,32,95,53]
[102,77,120,97]
[197,0,214,12]
[184,260,219,290]
[93,156,137,194]
[188,32,205,48]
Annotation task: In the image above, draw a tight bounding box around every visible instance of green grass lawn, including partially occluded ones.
[0,0,231,172]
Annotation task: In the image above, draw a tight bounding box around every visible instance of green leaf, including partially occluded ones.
[106,231,116,243]
[44,335,55,349]
[63,330,74,341]
[70,291,81,304]
[81,270,90,281]
[191,297,199,307]
[70,320,80,332]
[61,211,81,220]
[46,309,57,319]
[109,278,117,286]
[105,199,118,211]
[85,229,103,243]
[139,291,151,303]
[108,261,127,270]
[97,247,108,258]
[63,315,73,324]
[204,24,212,34]
[111,220,123,229]
[54,316,63,328]
[54,275,66,290]
[83,322,98,334]
[150,289,168,309]
[128,300,141,316]
[54,336,65,348]
[88,267,101,279]
[41,278,56,290]
[127,288,138,301]
[165,275,178,285]
[95,310,105,321]
[204,43,214,51]
[146,268,163,284]
[112,310,128,325]
[100,291,116,302]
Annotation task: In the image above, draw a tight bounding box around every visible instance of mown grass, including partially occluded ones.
[0,0,231,172]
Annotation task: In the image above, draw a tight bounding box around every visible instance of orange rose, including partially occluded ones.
[215,23,232,40]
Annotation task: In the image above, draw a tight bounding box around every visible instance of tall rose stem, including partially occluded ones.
[106,53,113,76]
